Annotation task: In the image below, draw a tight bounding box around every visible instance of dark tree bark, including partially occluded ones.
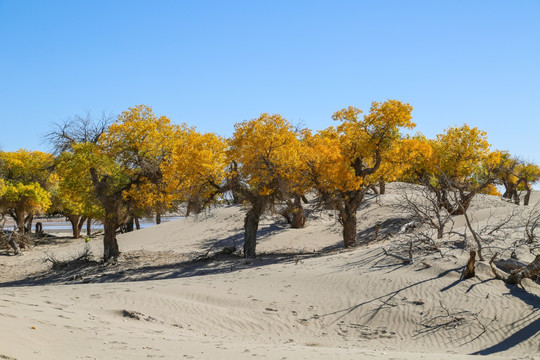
[290,195,306,229]
[67,215,87,239]
[502,181,520,204]
[15,209,25,236]
[135,217,141,230]
[337,193,364,248]
[103,217,119,261]
[156,212,161,224]
[125,217,134,232]
[35,222,43,236]
[524,184,532,206]
[243,199,265,258]
[89,168,126,261]
[86,218,92,236]
[379,180,386,195]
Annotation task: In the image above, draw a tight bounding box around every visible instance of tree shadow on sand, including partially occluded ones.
[472,284,540,355]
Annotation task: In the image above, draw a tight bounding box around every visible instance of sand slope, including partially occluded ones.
[1,183,539,359]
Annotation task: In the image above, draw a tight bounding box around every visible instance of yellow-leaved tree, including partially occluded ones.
[516,162,540,206]
[227,113,306,258]
[55,143,104,238]
[492,151,521,204]
[306,100,415,248]
[162,127,228,216]
[93,105,178,261]
[0,150,55,235]
[417,124,501,215]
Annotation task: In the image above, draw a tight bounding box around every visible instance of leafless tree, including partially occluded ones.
[44,111,114,154]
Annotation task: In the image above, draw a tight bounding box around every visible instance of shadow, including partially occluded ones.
[0,245,327,288]
[464,277,497,293]
[474,284,540,355]
[357,217,411,243]
[319,266,462,325]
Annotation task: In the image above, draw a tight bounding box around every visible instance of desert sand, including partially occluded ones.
[1,183,539,359]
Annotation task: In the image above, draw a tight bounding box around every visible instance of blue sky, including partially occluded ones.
[1,0,539,163]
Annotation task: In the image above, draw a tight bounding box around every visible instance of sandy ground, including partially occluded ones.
[0,183,539,359]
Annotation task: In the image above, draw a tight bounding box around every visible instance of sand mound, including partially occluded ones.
[1,183,539,359]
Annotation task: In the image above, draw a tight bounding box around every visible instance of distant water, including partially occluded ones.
[35,216,183,233]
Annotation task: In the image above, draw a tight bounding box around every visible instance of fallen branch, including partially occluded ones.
[489,253,540,288]
[382,240,414,264]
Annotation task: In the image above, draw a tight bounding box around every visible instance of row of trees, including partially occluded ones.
[1,102,539,261]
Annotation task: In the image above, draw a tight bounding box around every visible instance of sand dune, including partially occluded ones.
[1,183,539,359]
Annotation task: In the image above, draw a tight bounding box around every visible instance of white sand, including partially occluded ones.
[1,183,539,359]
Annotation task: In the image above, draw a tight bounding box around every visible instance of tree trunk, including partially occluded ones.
[156,213,161,225]
[25,214,33,234]
[68,215,82,239]
[125,217,134,232]
[103,217,119,261]
[15,209,25,235]
[243,201,265,258]
[290,195,306,229]
[135,217,141,230]
[341,213,357,248]
[78,217,86,237]
[86,218,92,236]
[524,186,532,206]
[379,180,386,195]
[437,225,444,240]
[338,193,364,248]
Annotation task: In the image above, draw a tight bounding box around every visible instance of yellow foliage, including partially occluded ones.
[517,162,540,190]
[228,113,306,196]
[307,100,415,193]
[162,128,227,202]
[2,181,51,213]
[99,104,179,213]
[0,150,55,217]
[55,142,104,218]
[431,124,491,180]
[481,183,501,196]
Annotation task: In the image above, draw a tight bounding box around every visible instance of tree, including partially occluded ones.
[493,151,521,204]
[416,124,501,215]
[46,112,114,235]
[227,113,306,258]
[0,150,55,235]
[306,100,415,248]
[93,105,177,261]
[162,128,228,216]
[44,112,114,154]
[55,143,104,238]
[516,162,540,206]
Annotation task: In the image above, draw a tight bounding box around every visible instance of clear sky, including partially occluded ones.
[1,0,539,163]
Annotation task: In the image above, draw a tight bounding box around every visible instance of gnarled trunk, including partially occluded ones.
[290,195,306,229]
[243,200,265,258]
[103,217,119,261]
[379,180,386,195]
[341,211,357,248]
[86,218,92,236]
[336,192,365,248]
[524,185,532,206]
[125,217,134,232]
[67,215,87,239]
